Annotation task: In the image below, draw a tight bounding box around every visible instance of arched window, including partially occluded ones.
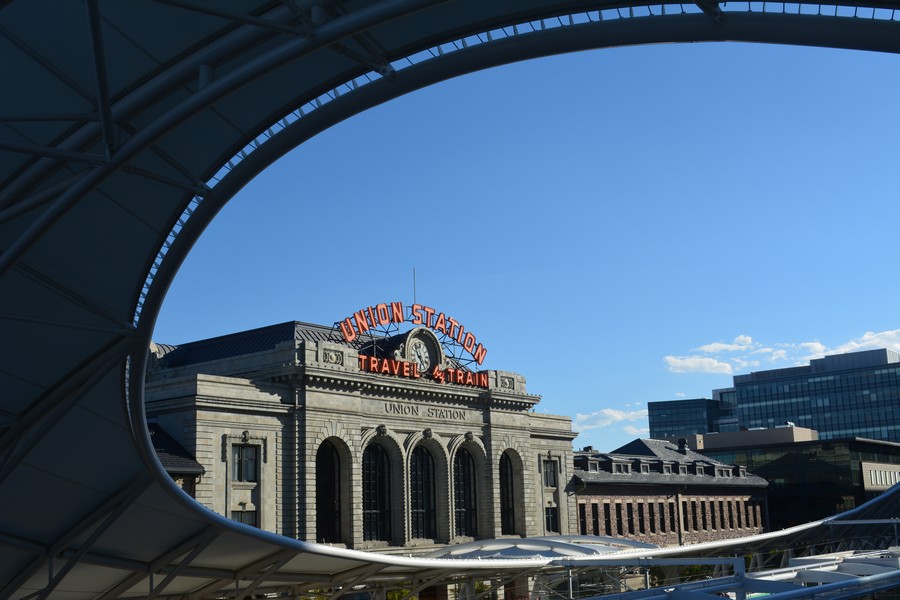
[316,440,341,543]
[454,448,477,537]
[410,445,436,539]
[500,451,516,535]
[362,443,391,541]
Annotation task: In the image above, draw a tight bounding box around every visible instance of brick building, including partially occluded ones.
[572,439,768,546]
[145,305,577,554]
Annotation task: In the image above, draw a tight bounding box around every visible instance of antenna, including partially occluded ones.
[413,267,417,305]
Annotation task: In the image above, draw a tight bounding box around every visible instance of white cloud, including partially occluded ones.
[574,408,648,432]
[799,341,827,359]
[666,328,900,378]
[829,330,900,355]
[731,358,760,371]
[664,355,733,374]
[768,349,787,362]
[675,392,686,398]
[623,425,650,436]
[696,335,754,354]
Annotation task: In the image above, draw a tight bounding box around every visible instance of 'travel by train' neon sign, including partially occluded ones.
[357,355,490,388]
[337,301,487,365]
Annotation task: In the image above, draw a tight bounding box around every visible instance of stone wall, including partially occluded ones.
[146,337,578,554]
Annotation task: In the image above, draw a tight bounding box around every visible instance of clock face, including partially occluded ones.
[409,338,432,372]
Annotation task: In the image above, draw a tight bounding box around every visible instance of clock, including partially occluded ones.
[406,328,441,374]
[409,338,432,372]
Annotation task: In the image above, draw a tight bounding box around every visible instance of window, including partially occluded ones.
[410,446,436,539]
[659,502,667,533]
[542,459,558,487]
[231,510,257,527]
[363,443,392,542]
[615,503,624,535]
[592,503,600,536]
[500,452,516,535]
[232,445,258,482]
[316,440,341,543]
[638,503,646,534]
[663,465,672,474]
[545,507,559,533]
[604,502,612,536]
[454,448,477,537]
[641,464,650,474]
[578,504,587,535]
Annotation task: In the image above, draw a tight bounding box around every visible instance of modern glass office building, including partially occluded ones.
[650,349,900,442]
[733,349,900,441]
[701,436,900,529]
[647,398,722,439]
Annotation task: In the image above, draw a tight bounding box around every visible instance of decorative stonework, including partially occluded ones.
[500,376,514,390]
[323,349,343,365]
[223,431,268,463]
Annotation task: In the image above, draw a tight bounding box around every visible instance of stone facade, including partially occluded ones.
[146,321,577,554]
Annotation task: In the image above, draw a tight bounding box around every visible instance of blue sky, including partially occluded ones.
[153,41,900,452]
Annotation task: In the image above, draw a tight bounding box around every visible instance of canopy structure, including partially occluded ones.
[2,1,900,599]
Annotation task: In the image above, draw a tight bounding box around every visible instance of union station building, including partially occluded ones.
[145,302,578,553]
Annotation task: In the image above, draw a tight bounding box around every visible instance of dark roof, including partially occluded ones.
[153,320,474,372]
[574,439,769,488]
[155,321,350,367]
[574,469,768,488]
[612,438,724,463]
[148,423,205,476]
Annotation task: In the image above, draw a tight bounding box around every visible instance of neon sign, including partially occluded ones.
[338,301,487,365]
[357,355,489,388]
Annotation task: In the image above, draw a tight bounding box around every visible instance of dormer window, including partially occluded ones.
[663,465,672,474]
[589,461,598,472]
[679,466,688,475]
[641,465,650,474]
[614,463,630,474]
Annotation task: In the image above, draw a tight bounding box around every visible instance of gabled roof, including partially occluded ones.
[147,423,205,477]
[612,438,725,464]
